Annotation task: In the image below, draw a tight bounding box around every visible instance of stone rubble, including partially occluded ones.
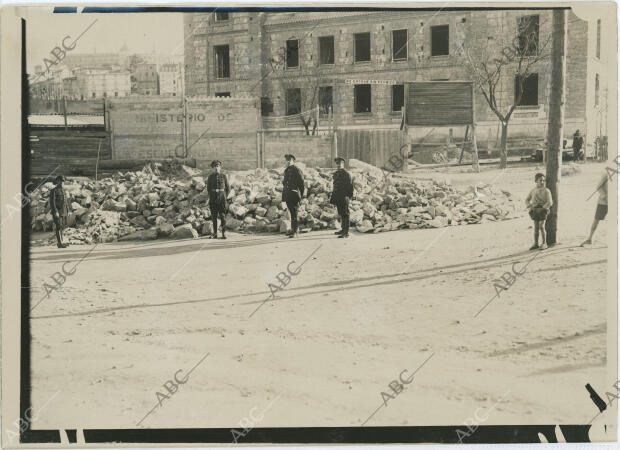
[29,161,518,245]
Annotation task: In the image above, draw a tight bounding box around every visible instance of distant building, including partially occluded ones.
[74,68,131,99]
[158,63,184,96]
[63,52,126,70]
[133,63,159,95]
[62,76,80,100]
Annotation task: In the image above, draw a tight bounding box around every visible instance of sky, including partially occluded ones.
[24,9,184,73]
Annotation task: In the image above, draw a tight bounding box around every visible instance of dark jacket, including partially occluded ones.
[282,165,305,203]
[572,133,584,151]
[206,172,230,208]
[330,168,354,204]
[49,185,68,217]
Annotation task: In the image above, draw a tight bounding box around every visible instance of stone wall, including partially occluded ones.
[263,134,332,168]
[107,96,260,170]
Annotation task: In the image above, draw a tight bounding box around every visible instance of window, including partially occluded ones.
[354,32,371,62]
[92,92,95,98]
[354,84,371,113]
[215,12,229,21]
[517,15,539,56]
[214,45,230,78]
[286,39,299,68]
[431,25,449,56]
[319,36,335,65]
[514,73,538,106]
[285,88,301,115]
[215,92,231,97]
[261,97,274,116]
[596,19,601,59]
[319,86,333,115]
[103,92,107,98]
[392,29,408,61]
[114,92,118,97]
[392,84,404,112]
[595,73,600,106]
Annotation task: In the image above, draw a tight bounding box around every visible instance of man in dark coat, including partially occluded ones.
[49,175,69,248]
[282,154,305,238]
[330,157,354,238]
[206,160,230,239]
[572,130,584,161]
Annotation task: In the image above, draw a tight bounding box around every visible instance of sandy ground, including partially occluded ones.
[28,162,612,432]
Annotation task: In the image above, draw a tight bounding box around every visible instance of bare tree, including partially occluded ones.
[462,15,551,168]
[279,71,322,135]
[266,44,324,135]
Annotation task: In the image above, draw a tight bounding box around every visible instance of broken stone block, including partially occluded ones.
[158,223,174,237]
[229,204,248,217]
[170,224,199,239]
[280,219,291,233]
[118,229,159,241]
[226,217,243,231]
[357,219,374,233]
[350,209,364,224]
[125,198,137,211]
[266,205,279,220]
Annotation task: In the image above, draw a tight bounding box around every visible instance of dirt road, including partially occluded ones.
[28,162,611,431]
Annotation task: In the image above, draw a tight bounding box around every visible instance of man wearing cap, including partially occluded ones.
[282,154,305,238]
[330,157,354,238]
[206,160,230,239]
[49,175,69,248]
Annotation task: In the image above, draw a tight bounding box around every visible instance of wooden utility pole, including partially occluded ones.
[62,95,68,131]
[545,9,567,245]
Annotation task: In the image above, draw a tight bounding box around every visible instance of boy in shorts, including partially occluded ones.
[581,171,608,246]
[525,173,553,250]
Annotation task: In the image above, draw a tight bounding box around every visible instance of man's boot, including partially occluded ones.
[210,219,218,239]
[221,226,227,239]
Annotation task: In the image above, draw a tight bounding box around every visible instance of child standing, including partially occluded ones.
[525,173,553,250]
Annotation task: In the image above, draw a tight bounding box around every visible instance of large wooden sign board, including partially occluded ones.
[405,82,474,127]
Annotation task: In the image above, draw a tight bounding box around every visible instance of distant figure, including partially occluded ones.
[572,130,584,161]
[582,171,608,246]
[49,175,69,248]
[207,160,230,239]
[282,154,305,238]
[330,157,354,238]
[525,172,553,250]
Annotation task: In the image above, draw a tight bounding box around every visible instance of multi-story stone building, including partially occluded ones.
[74,68,131,99]
[183,9,611,154]
[133,63,160,95]
[158,63,184,96]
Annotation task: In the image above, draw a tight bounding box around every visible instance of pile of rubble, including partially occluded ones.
[30,161,518,245]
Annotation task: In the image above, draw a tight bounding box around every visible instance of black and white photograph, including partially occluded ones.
[0,1,618,446]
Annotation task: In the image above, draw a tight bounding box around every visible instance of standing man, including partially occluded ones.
[207,160,230,239]
[572,129,584,162]
[282,154,305,238]
[49,175,69,248]
[581,171,608,246]
[330,157,354,238]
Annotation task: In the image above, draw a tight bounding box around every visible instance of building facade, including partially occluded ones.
[133,63,160,95]
[183,9,610,154]
[74,68,131,99]
[158,63,184,96]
